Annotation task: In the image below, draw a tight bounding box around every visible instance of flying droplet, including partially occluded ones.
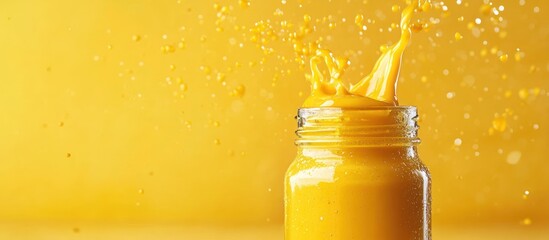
[355,14,364,26]
[492,116,507,132]
[238,0,250,8]
[506,151,522,165]
[161,44,176,53]
[522,190,530,200]
[232,84,246,97]
[454,138,462,146]
[304,14,312,23]
[179,83,188,92]
[518,89,529,100]
[499,54,509,63]
[514,51,524,61]
[454,32,463,41]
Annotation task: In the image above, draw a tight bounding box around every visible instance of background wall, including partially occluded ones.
[0,0,547,227]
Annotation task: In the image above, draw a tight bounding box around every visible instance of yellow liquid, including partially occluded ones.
[286,147,430,239]
[286,1,432,239]
[303,0,431,108]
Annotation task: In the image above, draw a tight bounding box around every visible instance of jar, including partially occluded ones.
[285,106,431,240]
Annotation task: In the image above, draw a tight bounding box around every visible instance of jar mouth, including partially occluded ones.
[296,106,420,147]
[299,106,417,111]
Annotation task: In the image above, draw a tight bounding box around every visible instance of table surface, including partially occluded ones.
[1,223,548,240]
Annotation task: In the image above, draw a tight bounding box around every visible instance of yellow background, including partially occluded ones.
[0,0,547,236]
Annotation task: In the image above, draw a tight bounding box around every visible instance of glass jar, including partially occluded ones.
[285,106,431,240]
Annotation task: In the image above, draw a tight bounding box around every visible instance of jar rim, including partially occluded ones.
[298,105,417,112]
[295,106,420,147]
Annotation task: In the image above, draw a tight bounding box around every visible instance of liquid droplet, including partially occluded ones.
[179,83,188,92]
[454,32,463,41]
[522,190,530,200]
[231,84,246,97]
[161,44,176,53]
[238,0,250,8]
[506,151,522,165]
[492,116,507,132]
[499,54,509,63]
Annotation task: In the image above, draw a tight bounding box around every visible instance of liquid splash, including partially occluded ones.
[303,0,432,108]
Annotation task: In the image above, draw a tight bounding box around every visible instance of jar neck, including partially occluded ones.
[295,106,420,147]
